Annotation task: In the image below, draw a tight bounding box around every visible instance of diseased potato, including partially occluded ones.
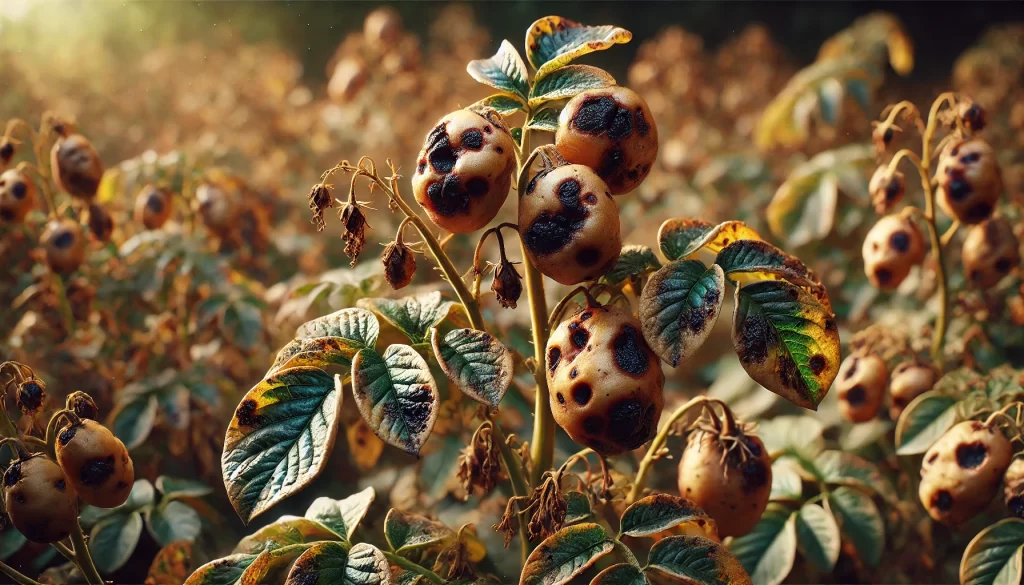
[862,214,926,289]
[55,419,134,509]
[3,455,78,543]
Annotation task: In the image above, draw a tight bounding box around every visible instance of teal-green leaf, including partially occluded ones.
[895,391,959,455]
[156,476,214,500]
[520,523,613,585]
[529,65,615,107]
[828,487,884,568]
[816,78,844,126]
[591,564,646,585]
[285,542,392,585]
[658,219,763,262]
[619,494,711,538]
[961,519,1024,585]
[467,40,530,102]
[184,554,259,585]
[525,16,632,79]
[769,459,804,502]
[639,260,725,367]
[145,501,202,546]
[814,450,897,504]
[305,487,376,542]
[268,336,366,375]
[564,491,592,524]
[648,535,753,585]
[714,239,824,296]
[90,512,143,574]
[359,292,454,344]
[795,503,840,573]
[222,367,344,523]
[0,527,26,560]
[352,345,439,455]
[731,281,840,410]
[602,244,662,285]
[110,392,159,450]
[526,107,561,133]
[234,516,339,555]
[728,506,797,585]
[473,93,526,116]
[296,307,379,349]
[383,508,455,554]
[431,327,514,408]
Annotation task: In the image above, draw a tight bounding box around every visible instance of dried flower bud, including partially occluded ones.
[958,99,986,133]
[457,423,504,497]
[0,140,14,168]
[871,122,899,156]
[340,201,368,266]
[528,474,568,541]
[308,184,333,231]
[16,379,46,416]
[66,391,99,420]
[382,240,416,290]
[491,260,523,309]
[869,167,905,214]
[435,536,476,582]
[85,202,114,243]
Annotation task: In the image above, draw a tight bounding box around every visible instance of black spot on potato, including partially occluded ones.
[465,177,489,198]
[146,194,164,213]
[573,96,618,135]
[635,109,650,137]
[583,415,604,435]
[890,231,910,253]
[557,392,565,405]
[4,462,21,486]
[956,441,988,469]
[53,230,74,250]
[12,182,26,199]
[874,268,892,285]
[948,177,971,201]
[570,326,589,349]
[607,398,656,450]
[548,347,561,372]
[572,383,592,406]
[740,459,768,492]
[933,489,954,511]
[427,175,469,217]
[461,129,484,150]
[966,203,993,223]
[79,456,116,487]
[613,325,649,376]
[576,247,601,267]
[55,479,66,491]
[846,385,866,406]
[598,147,625,179]
[1009,495,1024,518]
[996,257,1013,273]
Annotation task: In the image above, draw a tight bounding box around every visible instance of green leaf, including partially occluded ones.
[520,523,613,585]
[384,509,455,554]
[602,245,662,285]
[156,476,213,500]
[240,544,310,585]
[565,491,592,524]
[222,367,344,523]
[525,16,632,79]
[714,240,825,299]
[639,260,725,367]
[358,292,454,344]
[895,391,959,455]
[731,281,840,410]
[110,393,159,450]
[758,415,825,459]
[224,302,265,351]
[270,336,367,374]
[728,506,797,585]
[619,494,711,538]
[305,487,376,542]
[648,535,753,585]
[146,501,202,546]
[511,127,523,146]
[816,78,844,126]
[296,307,379,349]
[828,487,884,568]
[472,93,526,116]
[769,459,804,502]
[431,328,514,408]
[352,345,439,455]
[795,503,840,573]
[184,554,259,585]
[658,219,762,262]
[814,450,897,504]
[90,512,144,573]
[467,40,530,102]
[591,564,646,585]
[234,517,339,554]
[529,65,615,107]
[525,107,561,133]
[0,527,26,560]
[961,519,1024,585]
[285,542,392,585]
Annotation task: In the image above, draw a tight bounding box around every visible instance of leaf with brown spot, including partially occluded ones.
[520,523,613,585]
[233,516,339,555]
[146,541,194,585]
[352,345,439,456]
[649,535,753,585]
[731,281,840,410]
[715,239,832,312]
[383,509,456,554]
[431,327,514,408]
[285,541,392,585]
[268,336,366,375]
[183,554,258,585]
[639,260,725,367]
[619,494,712,538]
[222,367,344,523]
[658,219,762,262]
[525,17,632,79]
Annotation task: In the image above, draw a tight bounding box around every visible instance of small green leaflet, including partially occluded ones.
[520,523,613,585]
[526,107,561,133]
[466,39,530,102]
[529,65,615,107]
[305,487,376,542]
[352,345,439,456]
[431,328,514,408]
[639,260,725,367]
[384,509,455,554]
[358,292,454,344]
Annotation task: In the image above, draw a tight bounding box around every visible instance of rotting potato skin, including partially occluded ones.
[519,164,622,286]
[135,185,173,230]
[962,218,1020,290]
[51,134,104,200]
[55,420,135,508]
[0,168,37,223]
[862,214,926,290]
[888,361,937,419]
[412,109,516,234]
[835,353,887,423]
[546,304,664,455]
[1003,457,1024,518]
[41,218,86,274]
[3,455,78,543]
[934,138,1002,225]
[919,420,1012,526]
[555,86,658,195]
[677,430,772,538]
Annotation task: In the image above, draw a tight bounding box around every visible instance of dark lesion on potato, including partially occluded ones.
[523,178,590,256]
[606,397,657,450]
[79,455,116,487]
[955,441,988,469]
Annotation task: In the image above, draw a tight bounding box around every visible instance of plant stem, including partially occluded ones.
[491,421,533,563]
[612,539,641,568]
[69,519,103,585]
[53,274,76,339]
[382,551,445,585]
[0,561,43,585]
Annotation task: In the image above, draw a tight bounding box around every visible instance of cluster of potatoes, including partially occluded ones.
[3,389,134,544]
[834,353,938,423]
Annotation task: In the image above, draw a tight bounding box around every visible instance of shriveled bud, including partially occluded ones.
[457,423,504,497]
[958,99,986,133]
[308,184,333,231]
[491,260,523,309]
[871,122,899,156]
[16,379,46,416]
[0,140,14,168]
[869,167,905,214]
[66,391,99,420]
[85,203,114,243]
[382,240,416,290]
[340,201,368,266]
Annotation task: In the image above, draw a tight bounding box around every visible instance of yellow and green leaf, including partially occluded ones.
[648,535,753,585]
[960,519,1024,585]
[525,16,632,79]
[715,239,831,311]
[430,328,514,408]
[296,307,379,349]
[384,509,456,554]
[529,65,615,107]
[352,345,439,456]
[285,542,392,585]
[658,219,762,262]
[269,337,365,375]
[184,554,259,585]
[305,487,376,542]
[234,516,339,555]
[521,523,613,585]
[146,541,194,585]
[639,260,725,368]
[619,494,712,538]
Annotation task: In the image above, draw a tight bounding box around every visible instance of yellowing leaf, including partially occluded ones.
[658,218,762,261]
[525,16,631,79]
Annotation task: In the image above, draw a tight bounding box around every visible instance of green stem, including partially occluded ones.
[0,561,43,585]
[53,274,76,338]
[382,551,445,585]
[69,519,103,585]
[491,421,533,562]
[52,541,75,562]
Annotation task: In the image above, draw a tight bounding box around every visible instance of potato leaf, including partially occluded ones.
[358,292,454,345]
[715,239,830,310]
[658,219,762,262]
[145,501,202,546]
[184,554,259,585]
[240,545,310,585]
[296,307,379,349]
[233,517,338,554]
[639,260,725,367]
[285,542,392,585]
[529,65,615,107]
[431,328,514,408]
[795,503,840,573]
[90,512,144,574]
[591,564,646,585]
[829,487,884,568]
[817,11,913,76]
[960,519,1024,585]
[814,450,897,504]
[769,459,804,502]
[146,541,194,585]
[467,39,530,102]
[731,281,840,410]
[305,487,376,542]
[525,16,631,79]
[728,505,797,585]
[619,494,711,538]
[352,345,439,455]
[269,337,366,375]
[602,244,662,285]
[895,391,959,455]
[521,523,613,585]
[648,535,753,585]
[222,367,344,523]
[564,491,592,525]
[384,509,455,554]
[526,106,562,133]
[473,93,527,116]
